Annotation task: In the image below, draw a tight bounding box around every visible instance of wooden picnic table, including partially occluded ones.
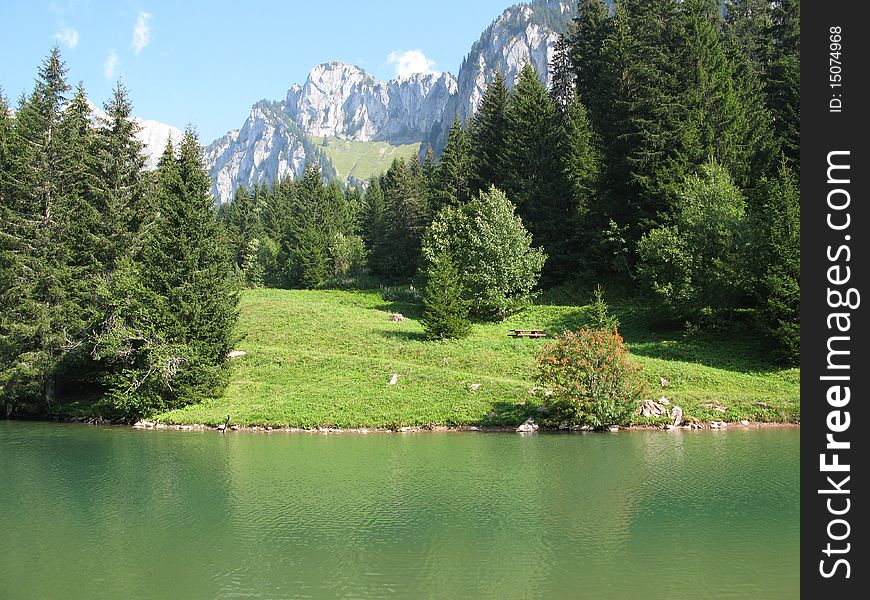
[509,329,547,338]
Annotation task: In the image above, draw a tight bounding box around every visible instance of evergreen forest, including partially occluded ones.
[0,0,800,420]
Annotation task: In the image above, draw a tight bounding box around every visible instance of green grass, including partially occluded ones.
[154,288,800,428]
[310,136,421,182]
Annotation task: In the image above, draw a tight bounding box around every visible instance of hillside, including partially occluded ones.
[310,136,422,184]
[154,289,800,428]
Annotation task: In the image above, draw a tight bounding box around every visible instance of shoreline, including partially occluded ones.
[8,416,799,434]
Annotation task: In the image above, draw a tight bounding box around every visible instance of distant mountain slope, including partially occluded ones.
[204,0,574,203]
[309,136,422,186]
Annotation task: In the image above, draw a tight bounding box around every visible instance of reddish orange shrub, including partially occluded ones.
[536,329,646,427]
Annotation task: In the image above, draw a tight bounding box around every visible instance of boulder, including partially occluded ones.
[227,350,247,359]
[671,406,684,427]
[388,374,400,385]
[640,398,669,417]
[516,418,539,433]
[660,377,669,388]
[388,313,405,322]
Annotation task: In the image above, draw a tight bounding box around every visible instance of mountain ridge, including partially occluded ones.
[204,0,574,203]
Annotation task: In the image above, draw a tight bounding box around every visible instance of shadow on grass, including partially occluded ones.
[614,304,785,373]
[377,329,428,342]
[476,399,541,427]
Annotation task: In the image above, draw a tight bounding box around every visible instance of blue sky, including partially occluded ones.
[1,0,516,142]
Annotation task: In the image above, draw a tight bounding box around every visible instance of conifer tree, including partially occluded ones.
[431,117,471,212]
[94,81,148,269]
[0,47,73,409]
[765,0,800,170]
[750,162,799,364]
[567,0,611,134]
[504,63,574,282]
[667,0,753,191]
[101,129,239,412]
[549,35,575,115]
[468,71,509,194]
[362,177,390,278]
[381,157,428,281]
[421,252,471,341]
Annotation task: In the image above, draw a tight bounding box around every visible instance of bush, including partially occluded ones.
[421,252,471,340]
[637,161,748,322]
[536,329,645,428]
[420,186,546,320]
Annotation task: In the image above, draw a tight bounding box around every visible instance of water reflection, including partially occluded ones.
[0,423,799,599]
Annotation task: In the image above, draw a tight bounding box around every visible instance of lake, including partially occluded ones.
[0,422,798,599]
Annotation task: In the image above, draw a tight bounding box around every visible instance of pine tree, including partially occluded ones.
[280,164,332,288]
[550,34,576,115]
[102,129,239,412]
[94,81,148,269]
[362,177,390,278]
[468,70,509,194]
[765,0,800,170]
[751,162,799,364]
[667,0,754,191]
[224,187,265,287]
[431,117,471,212]
[0,47,73,410]
[504,63,574,282]
[567,0,611,134]
[381,158,428,281]
[421,252,471,341]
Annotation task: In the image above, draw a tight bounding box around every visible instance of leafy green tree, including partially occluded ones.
[420,186,546,320]
[637,161,749,322]
[421,252,471,340]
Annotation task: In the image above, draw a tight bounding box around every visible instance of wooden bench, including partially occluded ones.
[509,329,547,338]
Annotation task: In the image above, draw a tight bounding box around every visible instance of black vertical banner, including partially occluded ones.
[801,1,868,596]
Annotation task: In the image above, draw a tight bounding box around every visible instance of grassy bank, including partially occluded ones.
[153,288,799,428]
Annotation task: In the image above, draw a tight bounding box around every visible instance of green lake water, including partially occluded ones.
[0,422,799,599]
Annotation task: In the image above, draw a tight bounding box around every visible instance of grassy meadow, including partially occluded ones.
[310,136,421,183]
[155,288,800,428]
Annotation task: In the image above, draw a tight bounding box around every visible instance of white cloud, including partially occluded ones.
[386,49,438,78]
[104,49,120,79]
[54,27,79,49]
[131,11,152,55]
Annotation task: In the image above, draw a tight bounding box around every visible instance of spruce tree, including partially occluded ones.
[504,63,574,282]
[567,0,612,135]
[765,0,800,170]
[421,252,471,341]
[0,47,72,410]
[750,162,799,364]
[549,34,575,115]
[468,71,509,194]
[431,117,471,212]
[94,81,148,269]
[381,157,428,281]
[361,177,390,279]
[93,130,239,415]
